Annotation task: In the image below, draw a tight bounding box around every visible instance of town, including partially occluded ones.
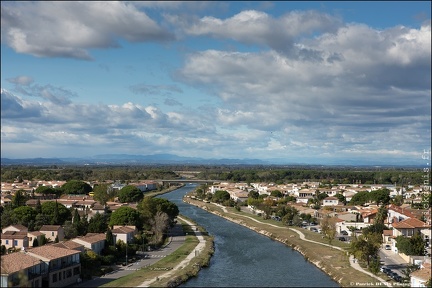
[0,169,431,287]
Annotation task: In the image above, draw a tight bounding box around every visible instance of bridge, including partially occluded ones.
[159,179,222,185]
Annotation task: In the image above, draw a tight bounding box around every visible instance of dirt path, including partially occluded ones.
[137,216,206,287]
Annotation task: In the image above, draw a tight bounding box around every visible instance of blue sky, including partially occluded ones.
[1,1,431,165]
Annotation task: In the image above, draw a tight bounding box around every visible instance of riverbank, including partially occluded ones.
[183,196,391,288]
[100,215,214,288]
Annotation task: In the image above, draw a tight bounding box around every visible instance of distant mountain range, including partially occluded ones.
[0,154,269,166]
[0,153,425,167]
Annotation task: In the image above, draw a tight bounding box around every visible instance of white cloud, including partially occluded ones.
[1,2,175,59]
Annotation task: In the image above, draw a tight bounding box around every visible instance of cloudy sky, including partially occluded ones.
[1,1,431,165]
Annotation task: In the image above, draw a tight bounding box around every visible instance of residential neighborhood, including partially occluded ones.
[1,175,431,287]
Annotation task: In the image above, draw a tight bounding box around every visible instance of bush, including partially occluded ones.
[101,255,116,265]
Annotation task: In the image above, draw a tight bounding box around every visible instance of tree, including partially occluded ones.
[270,190,283,198]
[320,216,337,244]
[349,232,382,268]
[32,237,39,247]
[150,211,170,245]
[41,201,72,225]
[35,186,56,195]
[248,190,259,199]
[151,198,179,223]
[106,228,114,246]
[369,188,391,205]
[88,212,108,233]
[93,184,115,206]
[61,180,92,195]
[12,190,27,208]
[13,206,37,227]
[108,206,140,228]
[374,205,388,225]
[335,193,347,205]
[35,199,42,214]
[118,185,143,203]
[396,232,425,256]
[349,191,370,205]
[212,190,231,204]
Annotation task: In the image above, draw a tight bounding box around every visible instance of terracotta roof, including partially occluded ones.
[112,226,135,234]
[1,252,42,274]
[72,233,106,244]
[388,204,415,218]
[26,245,79,261]
[28,231,44,237]
[410,263,431,281]
[392,217,428,229]
[3,224,28,232]
[383,230,393,236]
[40,225,62,231]
[1,231,28,239]
[324,197,338,200]
[52,240,84,250]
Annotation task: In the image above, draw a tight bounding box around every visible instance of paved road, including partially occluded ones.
[379,247,409,277]
[71,221,186,287]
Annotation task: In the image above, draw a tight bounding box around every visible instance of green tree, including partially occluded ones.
[270,190,283,198]
[41,201,72,225]
[212,190,231,204]
[32,238,39,247]
[106,228,114,246]
[248,190,259,199]
[13,206,37,227]
[335,193,347,205]
[12,190,27,208]
[118,185,143,203]
[108,206,140,228]
[35,199,42,214]
[88,212,108,233]
[349,232,382,268]
[369,188,391,205]
[396,232,425,256]
[35,186,56,195]
[151,198,179,223]
[61,180,92,195]
[349,191,370,205]
[93,184,115,206]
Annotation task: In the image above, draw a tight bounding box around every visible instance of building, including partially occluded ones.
[39,225,65,242]
[410,263,431,288]
[1,245,81,287]
[322,197,340,206]
[0,231,29,251]
[71,233,106,255]
[111,226,137,244]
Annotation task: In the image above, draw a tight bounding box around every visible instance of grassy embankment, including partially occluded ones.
[101,215,214,288]
[183,196,388,288]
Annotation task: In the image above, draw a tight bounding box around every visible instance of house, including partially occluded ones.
[2,225,28,234]
[410,262,431,288]
[360,209,378,224]
[392,217,429,238]
[39,225,65,242]
[25,245,81,287]
[322,197,340,206]
[51,240,85,253]
[71,233,106,255]
[111,226,137,244]
[1,251,45,287]
[27,231,45,247]
[0,231,29,251]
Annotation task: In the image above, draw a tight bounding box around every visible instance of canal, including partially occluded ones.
[157,184,339,287]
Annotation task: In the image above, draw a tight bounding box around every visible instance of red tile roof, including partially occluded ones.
[1,252,41,274]
[392,217,428,229]
[26,245,79,261]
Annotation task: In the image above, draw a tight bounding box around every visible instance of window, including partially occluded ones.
[52,273,57,283]
[14,240,18,246]
[52,232,54,237]
[73,267,80,276]
[59,272,62,280]
[5,240,8,245]
[67,269,72,278]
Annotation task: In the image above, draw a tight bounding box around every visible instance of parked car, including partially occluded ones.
[385,244,391,250]
[310,227,318,232]
[380,267,390,274]
[341,230,348,235]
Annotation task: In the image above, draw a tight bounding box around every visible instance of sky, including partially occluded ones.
[1,1,431,165]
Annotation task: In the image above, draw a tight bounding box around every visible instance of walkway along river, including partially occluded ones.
[157,184,339,287]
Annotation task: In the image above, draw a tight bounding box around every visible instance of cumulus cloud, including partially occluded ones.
[167,9,342,57]
[1,1,175,60]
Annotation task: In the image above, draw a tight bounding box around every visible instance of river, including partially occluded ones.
[157,184,339,287]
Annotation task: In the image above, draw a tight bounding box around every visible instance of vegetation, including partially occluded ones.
[396,232,426,256]
[60,180,92,195]
[118,185,143,203]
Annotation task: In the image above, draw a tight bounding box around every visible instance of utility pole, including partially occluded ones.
[125,240,128,265]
